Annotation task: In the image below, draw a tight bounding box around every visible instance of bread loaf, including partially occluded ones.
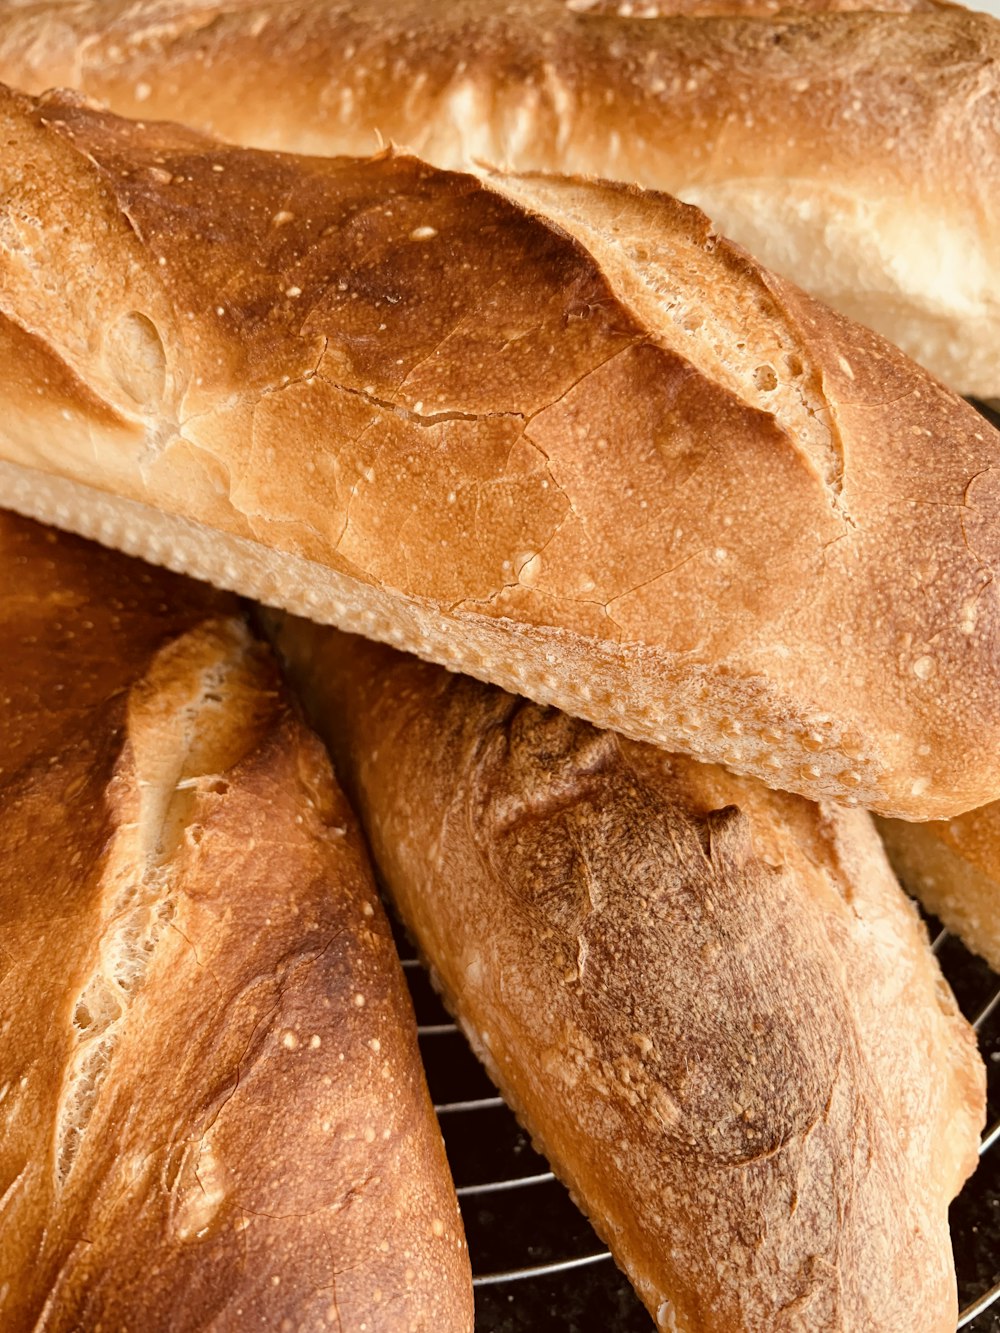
[0,512,473,1331]
[0,0,996,394]
[878,806,1000,973]
[268,617,986,1333]
[3,85,1000,819]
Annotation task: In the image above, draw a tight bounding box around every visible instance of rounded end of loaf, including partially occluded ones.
[878,805,1000,976]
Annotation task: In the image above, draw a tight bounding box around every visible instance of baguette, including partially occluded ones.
[878,805,1000,972]
[0,512,472,1332]
[268,616,986,1333]
[0,0,996,395]
[3,85,1000,819]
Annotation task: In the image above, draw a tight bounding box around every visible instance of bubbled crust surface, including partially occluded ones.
[269,620,985,1333]
[0,0,996,392]
[2,86,1000,818]
[0,514,472,1333]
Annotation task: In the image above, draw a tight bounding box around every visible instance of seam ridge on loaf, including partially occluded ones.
[56,874,176,1184]
[0,308,136,431]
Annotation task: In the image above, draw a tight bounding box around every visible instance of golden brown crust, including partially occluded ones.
[878,804,1000,973]
[2,85,1000,818]
[0,514,473,1333]
[0,0,996,392]
[0,500,224,777]
[269,618,985,1333]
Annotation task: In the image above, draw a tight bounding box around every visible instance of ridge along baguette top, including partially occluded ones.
[266,619,985,1333]
[0,0,996,396]
[0,512,473,1332]
[2,87,1000,821]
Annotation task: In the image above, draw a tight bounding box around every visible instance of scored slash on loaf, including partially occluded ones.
[0,0,996,396]
[1,85,999,819]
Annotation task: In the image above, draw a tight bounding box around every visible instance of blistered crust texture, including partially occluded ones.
[0,514,472,1333]
[0,0,997,392]
[270,622,985,1333]
[2,86,1000,817]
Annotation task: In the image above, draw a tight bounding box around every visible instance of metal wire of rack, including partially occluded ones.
[396,921,1000,1332]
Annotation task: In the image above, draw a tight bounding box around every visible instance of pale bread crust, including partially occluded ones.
[3,86,1000,818]
[269,618,985,1333]
[0,0,996,392]
[0,513,473,1332]
[878,805,1000,973]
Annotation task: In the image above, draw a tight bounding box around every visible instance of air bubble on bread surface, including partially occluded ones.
[171,1139,230,1242]
[103,310,166,407]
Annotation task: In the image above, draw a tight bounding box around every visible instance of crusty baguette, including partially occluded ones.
[0,0,997,394]
[267,617,986,1333]
[877,806,1000,972]
[0,0,996,395]
[0,513,473,1332]
[3,85,1000,819]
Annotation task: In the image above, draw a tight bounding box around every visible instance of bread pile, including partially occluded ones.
[1,0,998,397]
[3,82,1000,820]
[0,2,998,1329]
[271,621,984,1332]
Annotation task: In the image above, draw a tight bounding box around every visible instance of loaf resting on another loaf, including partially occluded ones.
[0,512,473,1332]
[269,617,986,1333]
[0,0,996,395]
[2,86,999,820]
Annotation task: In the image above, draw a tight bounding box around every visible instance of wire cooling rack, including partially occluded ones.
[393,912,1000,1332]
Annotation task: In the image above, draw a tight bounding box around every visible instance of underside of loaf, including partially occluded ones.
[0,460,962,820]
